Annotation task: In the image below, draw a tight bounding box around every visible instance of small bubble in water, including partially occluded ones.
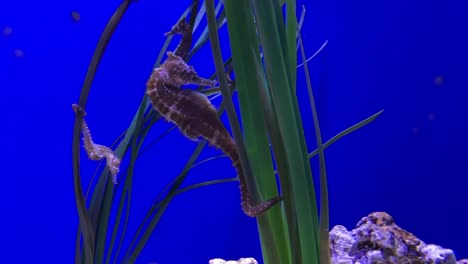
[434,76,443,86]
[14,49,24,58]
[428,113,436,121]
[71,11,81,22]
[3,27,12,37]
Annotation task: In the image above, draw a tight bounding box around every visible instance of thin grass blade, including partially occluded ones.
[223,0,291,262]
[308,110,385,158]
[252,50,300,264]
[85,4,197,262]
[73,1,135,263]
[176,178,238,195]
[105,140,138,264]
[123,69,235,261]
[125,142,207,263]
[298,26,330,264]
[189,0,225,63]
[252,1,320,263]
[285,0,297,86]
[205,0,258,199]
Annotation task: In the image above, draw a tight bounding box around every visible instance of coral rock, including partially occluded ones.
[330,212,463,264]
[209,258,258,264]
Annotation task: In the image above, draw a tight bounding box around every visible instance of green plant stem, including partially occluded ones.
[125,142,207,262]
[176,178,238,195]
[72,1,134,263]
[298,25,330,264]
[252,1,320,263]
[308,110,385,159]
[205,0,258,201]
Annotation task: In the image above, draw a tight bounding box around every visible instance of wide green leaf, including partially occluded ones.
[223,1,292,263]
[251,1,320,263]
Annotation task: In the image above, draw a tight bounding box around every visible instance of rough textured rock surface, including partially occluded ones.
[330,212,465,264]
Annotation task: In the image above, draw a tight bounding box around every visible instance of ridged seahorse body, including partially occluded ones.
[146,19,281,217]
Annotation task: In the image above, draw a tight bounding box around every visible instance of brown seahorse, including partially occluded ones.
[72,103,121,184]
[146,18,282,217]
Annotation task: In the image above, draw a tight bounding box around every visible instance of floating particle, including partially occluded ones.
[428,112,436,121]
[434,76,444,86]
[2,27,12,37]
[412,126,420,134]
[14,49,24,58]
[71,11,81,22]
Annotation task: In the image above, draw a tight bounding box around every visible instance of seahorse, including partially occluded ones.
[72,103,121,184]
[146,18,282,217]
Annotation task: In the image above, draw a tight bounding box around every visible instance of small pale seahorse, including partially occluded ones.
[146,18,282,217]
[72,103,121,184]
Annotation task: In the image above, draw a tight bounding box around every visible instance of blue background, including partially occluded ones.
[2,0,467,263]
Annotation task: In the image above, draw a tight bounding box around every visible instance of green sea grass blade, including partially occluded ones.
[93,93,149,263]
[122,175,178,261]
[86,5,147,233]
[75,127,130,263]
[205,0,258,199]
[298,27,330,264]
[191,155,226,168]
[77,0,232,262]
[125,132,236,263]
[72,1,135,263]
[188,0,201,28]
[251,6,312,259]
[224,0,278,206]
[122,165,179,261]
[124,65,238,260]
[296,5,306,51]
[125,142,207,263]
[176,178,238,194]
[201,79,236,97]
[269,0,293,89]
[252,6,296,264]
[114,73,231,255]
[251,1,320,263]
[189,0,225,60]
[252,51,300,264]
[276,4,320,247]
[98,2,205,261]
[106,111,163,263]
[192,0,205,30]
[75,129,127,263]
[285,0,297,87]
[87,3,198,262]
[297,40,328,68]
[138,54,232,159]
[139,125,177,156]
[281,5,320,241]
[122,149,217,261]
[261,4,310,260]
[112,188,131,264]
[223,1,290,263]
[205,17,289,264]
[123,72,235,262]
[88,33,161,247]
[110,111,165,263]
[105,140,138,264]
[111,119,159,263]
[308,110,384,158]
